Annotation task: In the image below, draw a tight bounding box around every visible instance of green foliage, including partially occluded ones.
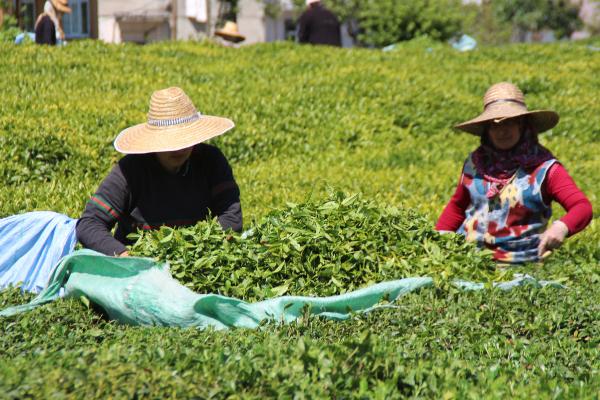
[0,12,20,43]
[322,0,361,21]
[493,0,582,40]
[0,134,74,185]
[1,263,598,398]
[354,0,464,47]
[461,1,513,45]
[130,191,498,300]
[0,40,599,397]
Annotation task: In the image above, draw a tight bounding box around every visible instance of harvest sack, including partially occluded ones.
[0,211,77,293]
[0,250,562,329]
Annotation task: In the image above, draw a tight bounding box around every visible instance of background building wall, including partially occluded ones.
[175,0,209,40]
[237,0,267,43]
[98,0,171,43]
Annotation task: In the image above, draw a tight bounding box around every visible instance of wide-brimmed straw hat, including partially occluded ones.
[114,87,235,154]
[215,21,246,43]
[51,0,71,14]
[455,82,559,136]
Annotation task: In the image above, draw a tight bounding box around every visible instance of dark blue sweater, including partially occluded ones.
[76,144,242,256]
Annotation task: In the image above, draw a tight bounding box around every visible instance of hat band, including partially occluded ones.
[147,112,201,127]
[484,98,526,110]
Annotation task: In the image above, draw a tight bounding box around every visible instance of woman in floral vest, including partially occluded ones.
[436,82,592,263]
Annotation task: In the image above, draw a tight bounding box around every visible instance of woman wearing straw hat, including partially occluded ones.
[436,82,592,263]
[76,87,242,257]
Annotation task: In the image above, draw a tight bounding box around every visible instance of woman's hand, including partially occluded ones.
[538,221,569,257]
[119,251,130,257]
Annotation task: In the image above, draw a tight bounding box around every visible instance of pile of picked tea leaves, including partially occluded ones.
[130,191,500,301]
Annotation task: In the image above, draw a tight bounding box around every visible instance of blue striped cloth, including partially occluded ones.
[0,211,77,293]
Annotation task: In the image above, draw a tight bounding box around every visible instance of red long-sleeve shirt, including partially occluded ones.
[435,163,593,235]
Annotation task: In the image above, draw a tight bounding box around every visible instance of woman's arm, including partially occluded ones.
[206,148,243,232]
[435,175,471,232]
[543,163,593,235]
[76,162,132,256]
[538,163,593,256]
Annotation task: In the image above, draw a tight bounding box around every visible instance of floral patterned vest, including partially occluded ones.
[457,154,557,263]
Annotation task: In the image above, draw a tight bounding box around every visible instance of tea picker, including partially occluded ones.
[76,87,242,257]
[0,87,242,292]
[436,82,592,263]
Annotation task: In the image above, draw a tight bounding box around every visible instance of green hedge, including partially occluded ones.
[0,39,599,398]
[355,0,464,47]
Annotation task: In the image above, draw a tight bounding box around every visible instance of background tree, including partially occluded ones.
[461,0,513,45]
[493,0,582,41]
[355,0,464,47]
[290,0,464,47]
[0,0,20,43]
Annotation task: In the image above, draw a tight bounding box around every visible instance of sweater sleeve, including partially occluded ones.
[76,162,132,256]
[206,148,243,233]
[435,174,471,232]
[543,163,593,236]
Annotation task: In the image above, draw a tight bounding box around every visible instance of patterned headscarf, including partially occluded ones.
[472,122,554,198]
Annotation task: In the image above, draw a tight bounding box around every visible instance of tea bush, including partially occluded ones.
[355,0,464,47]
[0,39,598,398]
[0,13,20,43]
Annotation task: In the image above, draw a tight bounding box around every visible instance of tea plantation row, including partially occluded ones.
[0,39,598,398]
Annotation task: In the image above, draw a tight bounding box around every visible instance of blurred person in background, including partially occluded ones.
[34,1,58,45]
[297,0,341,47]
[34,0,70,45]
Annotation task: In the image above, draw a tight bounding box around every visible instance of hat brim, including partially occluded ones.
[215,31,245,43]
[455,107,559,136]
[114,114,235,154]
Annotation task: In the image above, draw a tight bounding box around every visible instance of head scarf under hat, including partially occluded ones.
[472,121,555,198]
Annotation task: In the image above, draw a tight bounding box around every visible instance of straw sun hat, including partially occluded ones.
[215,21,246,43]
[455,82,559,136]
[113,87,235,154]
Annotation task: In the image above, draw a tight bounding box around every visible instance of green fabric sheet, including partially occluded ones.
[0,250,563,329]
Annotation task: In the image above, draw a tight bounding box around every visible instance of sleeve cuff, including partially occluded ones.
[104,242,128,257]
